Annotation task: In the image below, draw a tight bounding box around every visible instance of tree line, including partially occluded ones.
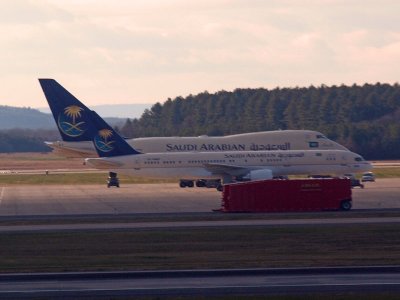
[120,83,400,160]
[0,83,399,159]
[0,129,59,153]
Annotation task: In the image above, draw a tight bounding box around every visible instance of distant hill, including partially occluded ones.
[0,106,128,130]
[0,105,132,153]
[0,106,54,129]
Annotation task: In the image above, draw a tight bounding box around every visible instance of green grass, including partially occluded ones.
[1,224,399,273]
[0,172,175,185]
[0,166,398,185]
[370,167,400,178]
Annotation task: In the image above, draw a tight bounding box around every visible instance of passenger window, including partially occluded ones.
[309,142,319,148]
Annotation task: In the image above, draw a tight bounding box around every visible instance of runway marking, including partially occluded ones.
[0,187,4,205]
[1,217,400,233]
[1,282,400,294]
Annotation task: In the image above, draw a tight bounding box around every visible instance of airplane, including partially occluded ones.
[39,79,356,188]
[75,104,372,188]
[39,79,348,158]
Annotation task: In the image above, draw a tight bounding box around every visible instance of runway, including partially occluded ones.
[1,216,400,233]
[0,178,399,216]
[0,178,399,298]
[1,267,400,298]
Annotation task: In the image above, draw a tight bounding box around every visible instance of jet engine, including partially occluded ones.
[247,169,273,181]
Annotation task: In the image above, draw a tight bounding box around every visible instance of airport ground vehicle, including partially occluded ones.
[107,172,120,188]
[350,178,364,188]
[343,174,364,188]
[220,178,352,212]
[362,172,375,182]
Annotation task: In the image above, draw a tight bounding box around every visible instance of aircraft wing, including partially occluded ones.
[204,163,275,182]
[85,158,124,169]
[203,163,250,177]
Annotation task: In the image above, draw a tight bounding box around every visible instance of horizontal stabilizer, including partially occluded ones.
[45,141,96,157]
[85,158,124,169]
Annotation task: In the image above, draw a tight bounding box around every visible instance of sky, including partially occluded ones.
[1,0,400,109]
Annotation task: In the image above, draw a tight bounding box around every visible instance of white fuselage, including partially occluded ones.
[48,130,348,157]
[85,149,372,181]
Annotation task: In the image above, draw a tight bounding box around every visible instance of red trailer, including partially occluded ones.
[221,178,352,213]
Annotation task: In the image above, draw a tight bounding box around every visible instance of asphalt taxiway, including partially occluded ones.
[0,178,399,216]
[1,216,400,233]
[1,267,400,298]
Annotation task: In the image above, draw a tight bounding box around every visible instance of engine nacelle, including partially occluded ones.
[247,169,273,181]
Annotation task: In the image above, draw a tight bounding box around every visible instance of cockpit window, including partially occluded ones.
[354,157,364,162]
[316,135,327,139]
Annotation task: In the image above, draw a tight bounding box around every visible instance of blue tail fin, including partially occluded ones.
[89,111,141,157]
[38,79,93,142]
[39,78,140,157]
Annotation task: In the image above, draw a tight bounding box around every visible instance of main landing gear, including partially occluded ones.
[179,179,223,191]
[179,180,194,188]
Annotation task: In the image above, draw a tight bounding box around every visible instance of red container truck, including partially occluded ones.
[221,178,352,213]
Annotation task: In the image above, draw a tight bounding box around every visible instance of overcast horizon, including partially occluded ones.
[1,0,400,109]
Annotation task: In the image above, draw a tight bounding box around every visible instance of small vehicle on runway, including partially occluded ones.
[343,174,364,188]
[107,172,120,188]
[362,172,375,182]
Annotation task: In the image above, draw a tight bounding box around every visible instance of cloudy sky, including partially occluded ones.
[1,0,400,108]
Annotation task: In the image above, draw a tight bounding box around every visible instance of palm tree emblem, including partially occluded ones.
[99,129,113,142]
[58,105,86,137]
[95,129,115,152]
[64,105,83,124]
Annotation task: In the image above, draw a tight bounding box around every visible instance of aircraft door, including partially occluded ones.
[134,158,141,170]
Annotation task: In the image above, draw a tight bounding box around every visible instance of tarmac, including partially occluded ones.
[0,178,398,216]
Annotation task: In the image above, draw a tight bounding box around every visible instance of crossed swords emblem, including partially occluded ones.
[95,129,115,152]
[58,105,86,137]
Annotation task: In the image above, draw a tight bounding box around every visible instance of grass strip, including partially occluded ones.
[0,223,399,273]
[0,167,398,185]
[369,167,400,178]
[0,173,175,185]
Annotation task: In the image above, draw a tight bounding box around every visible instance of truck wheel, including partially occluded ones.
[179,181,187,188]
[187,181,194,188]
[196,180,205,187]
[340,200,352,211]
